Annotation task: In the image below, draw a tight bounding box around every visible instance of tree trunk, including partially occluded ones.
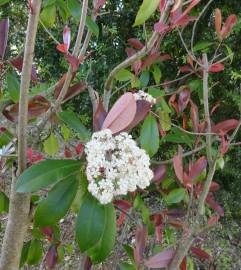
[0,1,42,269]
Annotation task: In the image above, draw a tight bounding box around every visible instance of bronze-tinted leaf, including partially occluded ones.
[190,247,211,260]
[102,92,137,134]
[221,14,237,39]
[127,100,151,131]
[144,248,175,268]
[134,224,147,267]
[9,57,37,81]
[190,101,199,132]
[189,156,207,180]
[211,119,239,134]
[63,81,87,103]
[0,18,9,59]
[215,9,222,38]
[173,151,183,183]
[152,164,167,184]
[2,95,50,122]
[178,88,190,113]
[127,38,144,50]
[44,245,58,269]
[93,101,107,131]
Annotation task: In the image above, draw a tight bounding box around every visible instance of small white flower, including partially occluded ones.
[85,129,153,204]
[133,90,156,104]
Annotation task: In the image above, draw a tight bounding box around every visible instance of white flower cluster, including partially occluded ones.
[133,90,156,104]
[85,129,153,204]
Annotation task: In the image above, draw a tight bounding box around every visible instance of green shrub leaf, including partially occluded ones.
[16,159,81,193]
[134,0,159,26]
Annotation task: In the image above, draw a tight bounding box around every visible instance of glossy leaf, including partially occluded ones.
[16,159,81,193]
[43,133,59,156]
[221,14,237,39]
[152,164,167,184]
[178,88,190,113]
[27,239,43,265]
[58,111,91,142]
[93,101,107,131]
[34,176,78,227]
[165,188,186,204]
[87,203,116,263]
[127,38,144,50]
[189,156,207,180]
[6,72,20,102]
[145,248,175,268]
[134,0,160,26]
[140,114,159,157]
[208,63,225,73]
[0,18,9,59]
[86,16,99,37]
[19,241,31,268]
[40,4,56,28]
[102,92,137,134]
[134,224,147,266]
[127,100,151,131]
[115,69,134,82]
[173,152,183,182]
[190,101,199,132]
[211,119,239,134]
[75,192,106,252]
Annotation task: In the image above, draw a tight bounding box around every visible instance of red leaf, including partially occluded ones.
[127,38,144,50]
[173,152,183,183]
[159,54,172,61]
[152,164,167,184]
[208,215,220,225]
[206,194,224,216]
[190,247,211,261]
[169,94,179,113]
[65,54,84,72]
[209,182,220,192]
[211,119,239,134]
[0,18,9,59]
[159,0,167,15]
[182,0,201,18]
[93,101,107,131]
[150,214,163,242]
[56,43,68,54]
[220,133,229,156]
[221,14,237,39]
[154,22,170,34]
[64,146,72,158]
[178,88,190,112]
[41,227,53,238]
[102,92,137,134]
[215,9,222,38]
[134,224,148,267]
[75,143,84,155]
[44,245,58,269]
[27,148,44,164]
[180,256,187,270]
[208,63,225,73]
[126,48,142,76]
[96,0,106,11]
[63,81,87,102]
[113,199,132,210]
[183,113,188,129]
[142,52,160,70]
[9,57,38,81]
[83,256,92,270]
[127,100,151,131]
[144,248,175,268]
[166,208,186,218]
[179,65,192,73]
[189,156,207,180]
[63,25,71,51]
[2,95,50,122]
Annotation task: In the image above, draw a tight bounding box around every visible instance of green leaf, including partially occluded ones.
[140,70,150,87]
[115,69,134,82]
[86,16,99,37]
[67,0,81,20]
[193,41,213,52]
[34,176,78,227]
[140,114,159,157]
[0,0,10,6]
[152,65,162,84]
[123,244,135,264]
[0,128,13,147]
[58,111,90,142]
[134,0,159,26]
[76,192,106,252]
[163,128,194,148]
[56,0,71,22]
[87,203,116,263]
[6,72,20,103]
[16,159,81,193]
[27,239,43,265]
[158,110,171,131]
[165,188,186,205]
[43,133,59,156]
[19,241,31,268]
[119,262,136,270]
[61,125,71,141]
[40,4,56,27]
[0,192,9,213]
